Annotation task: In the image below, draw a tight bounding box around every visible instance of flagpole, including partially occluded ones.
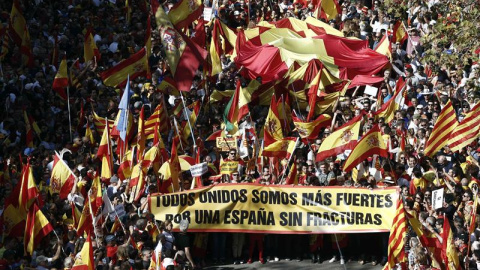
[179,91,197,149]
[87,193,100,245]
[173,118,184,152]
[67,86,72,142]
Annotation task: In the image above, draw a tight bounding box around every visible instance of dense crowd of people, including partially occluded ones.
[0,0,480,269]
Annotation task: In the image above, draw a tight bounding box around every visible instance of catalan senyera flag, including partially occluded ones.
[145,103,169,139]
[392,21,408,45]
[374,77,406,123]
[374,34,392,59]
[424,100,458,157]
[92,111,114,135]
[52,55,69,100]
[264,95,284,146]
[383,198,406,270]
[441,217,460,270]
[292,114,331,141]
[100,48,148,87]
[9,0,26,46]
[24,203,53,255]
[316,112,364,161]
[152,0,207,91]
[449,102,480,152]
[69,59,82,89]
[167,0,203,30]
[343,125,388,172]
[50,152,76,199]
[262,137,297,159]
[72,230,94,270]
[84,28,100,63]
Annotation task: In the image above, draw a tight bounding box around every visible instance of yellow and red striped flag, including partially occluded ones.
[441,217,460,270]
[285,159,298,185]
[383,198,406,270]
[424,100,458,157]
[84,28,100,63]
[167,0,203,30]
[25,203,53,253]
[52,55,69,100]
[316,112,364,161]
[24,203,53,255]
[169,138,181,192]
[19,160,39,210]
[89,173,103,215]
[69,59,82,89]
[76,198,93,236]
[209,19,237,75]
[97,118,113,179]
[100,48,148,87]
[374,77,406,123]
[9,0,26,46]
[262,137,297,159]
[448,102,480,152]
[392,21,408,45]
[343,125,388,172]
[92,111,114,135]
[72,230,94,270]
[292,114,331,141]
[145,103,169,139]
[263,95,284,146]
[50,152,76,199]
[374,34,392,59]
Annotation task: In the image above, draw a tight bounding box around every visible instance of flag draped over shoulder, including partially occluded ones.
[343,125,388,172]
[383,198,406,270]
[24,203,53,255]
[152,0,207,91]
[448,102,480,152]
[316,112,364,161]
[100,48,148,87]
[52,55,69,100]
[51,153,76,199]
[167,0,203,30]
[424,100,458,157]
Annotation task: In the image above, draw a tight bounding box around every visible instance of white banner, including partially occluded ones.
[190,162,208,177]
[432,188,444,210]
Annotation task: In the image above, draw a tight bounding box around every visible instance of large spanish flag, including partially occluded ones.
[24,203,53,255]
[342,125,388,172]
[255,17,344,38]
[50,152,75,199]
[83,28,100,63]
[152,0,207,91]
[374,77,406,123]
[292,114,331,140]
[72,231,94,270]
[448,102,480,152]
[100,48,148,87]
[316,112,364,161]
[424,100,458,157]
[167,0,203,30]
[9,0,26,46]
[52,55,68,100]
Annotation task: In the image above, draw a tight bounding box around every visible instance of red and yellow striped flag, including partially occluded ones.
[424,100,458,157]
[97,118,113,179]
[209,19,237,75]
[89,173,103,215]
[145,103,169,139]
[9,0,26,46]
[448,102,480,152]
[374,34,392,59]
[169,138,181,192]
[343,125,388,172]
[167,0,203,30]
[263,95,284,146]
[441,217,460,270]
[72,230,94,270]
[51,152,76,199]
[285,159,298,185]
[292,114,331,141]
[24,203,53,255]
[52,55,68,100]
[316,112,364,161]
[19,160,39,210]
[383,198,406,270]
[262,137,297,159]
[374,77,406,123]
[84,28,100,63]
[92,111,114,135]
[100,48,148,87]
[392,21,408,45]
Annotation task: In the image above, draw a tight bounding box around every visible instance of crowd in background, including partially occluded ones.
[0,0,480,269]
